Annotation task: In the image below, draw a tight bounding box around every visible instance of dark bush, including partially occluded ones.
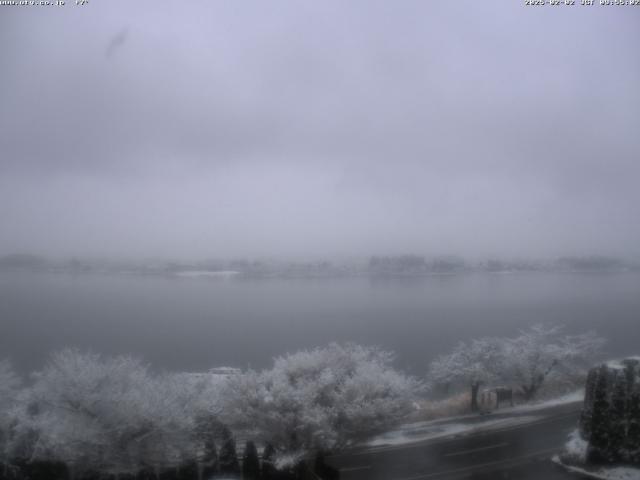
[21,461,69,480]
[218,426,240,476]
[261,444,277,480]
[241,441,260,480]
[314,452,340,480]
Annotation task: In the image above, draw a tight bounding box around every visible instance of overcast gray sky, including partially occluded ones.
[1,1,639,260]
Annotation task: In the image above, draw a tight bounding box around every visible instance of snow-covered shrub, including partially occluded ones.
[563,429,588,464]
[223,343,422,464]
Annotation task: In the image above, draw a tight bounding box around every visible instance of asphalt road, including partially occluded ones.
[327,402,583,480]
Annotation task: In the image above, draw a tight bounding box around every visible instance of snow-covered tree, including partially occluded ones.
[11,349,205,476]
[0,360,21,464]
[429,325,605,408]
[428,337,506,411]
[504,324,605,400]
[224,343,422,467]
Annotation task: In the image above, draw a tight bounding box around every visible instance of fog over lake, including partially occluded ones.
[1,2,639,374]
[2,270,638,374]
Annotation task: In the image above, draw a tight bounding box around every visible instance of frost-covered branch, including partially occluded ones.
[223,343,422,467]
[428,325,605,407]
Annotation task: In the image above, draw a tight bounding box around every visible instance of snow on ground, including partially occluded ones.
[504,389,584,413]
[562,429,588,463]
[605,357,640,370]
[553,429,640,480]
[552,457,640,480]
[363,390,584,449]
[415,389,584,426]
[364,415,542,447]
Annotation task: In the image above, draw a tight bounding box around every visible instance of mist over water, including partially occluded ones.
[2,270,638,374]
[1,2,639,375]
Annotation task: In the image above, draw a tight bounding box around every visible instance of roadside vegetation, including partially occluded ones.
[0,326,603,479]
[427,324,604,414]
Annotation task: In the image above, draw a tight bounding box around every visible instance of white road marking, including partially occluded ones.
[391,447,559,480]
[443,442,509,457]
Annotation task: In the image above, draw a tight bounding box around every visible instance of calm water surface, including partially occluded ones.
[1,271,639,374]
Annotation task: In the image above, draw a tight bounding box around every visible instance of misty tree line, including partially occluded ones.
[0,327,603,480]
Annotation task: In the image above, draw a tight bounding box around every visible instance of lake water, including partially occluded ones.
[1,271,639,375]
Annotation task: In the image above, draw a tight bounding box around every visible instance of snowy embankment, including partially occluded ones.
[365,389,583,448]
[552,456,640,480]
[504,389,584,413]
[365,414,542,447]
